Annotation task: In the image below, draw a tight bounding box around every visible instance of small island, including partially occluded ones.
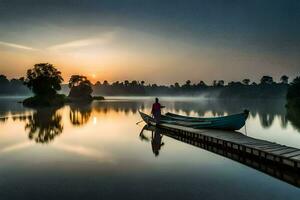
[22,63,104,107]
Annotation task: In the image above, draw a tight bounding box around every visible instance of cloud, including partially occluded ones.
[47,32,115,51]
[0,41,36,51]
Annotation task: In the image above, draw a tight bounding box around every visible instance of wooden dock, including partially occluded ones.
[143,124,300,187]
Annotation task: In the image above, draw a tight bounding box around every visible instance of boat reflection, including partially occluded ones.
[139,125,300,188]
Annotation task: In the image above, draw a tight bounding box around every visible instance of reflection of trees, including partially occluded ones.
[279,115,288,129]
[69,104,92,126]
[0,116,8,123]
[258,113,275,128]
[174,99,286,128]
[286,100,300,132]
[92,101,145,115]
[24,108,63,144]
[90,99,288,129]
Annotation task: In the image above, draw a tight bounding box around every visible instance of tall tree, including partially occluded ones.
[23,63,63,96]
[0,74,9,85]
[197,80,207,87]
[185,80,191,86]
[68,75,93,100]
[213,80,217,87]
[217,80,225,87]
[287,77,300,100]
[280,75,289,84]
[242,79,250,85]
[260,76,274,85]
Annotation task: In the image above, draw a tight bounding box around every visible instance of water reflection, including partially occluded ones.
[0,98,291,130]
[151,129,164,156]
[69,103,92,126]
[14,108,64,144]
[0,116,8,123]
[92,100,144,115]
[26,108,63,143]
[0,98,299,146]
[140,125,300,188]
[173,99,288,129]
[91,99,289,129]
[287,101,300,131]
[139,126,165,156]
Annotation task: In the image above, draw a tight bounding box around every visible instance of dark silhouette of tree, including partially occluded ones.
[103,80,109,86]
[131,80,138,86]
[213,80,217,87]
[260,76,274,85]
[286,99,300,131]
[0,75,30,95]
[286,77,300,130]
[217,80,225,87]
[197,80,207,87]
[124,80,129,87]
[25,108,63,144]
[280,75,289,84]
[0,71,290,99]
[69,75,89,88]
[68,75,93,101]
[23,63,63,96]
[0,74,9,85]
[242,79,250,85]
[95,81,101,86]
[185,80,191,86]
[287,77,300,100]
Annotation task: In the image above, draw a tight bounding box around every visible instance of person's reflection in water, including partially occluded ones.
[69,103,92,126]
[151,129,164,157]
[24,108,63,144]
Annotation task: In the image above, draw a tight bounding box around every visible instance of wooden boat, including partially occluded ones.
[139,110,249,131]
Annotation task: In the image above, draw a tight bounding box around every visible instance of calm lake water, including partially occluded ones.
[0,96,299,199]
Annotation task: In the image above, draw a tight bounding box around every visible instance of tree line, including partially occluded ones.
[0,64,296,99]
[0,74,30,95]
[91,75,290,98]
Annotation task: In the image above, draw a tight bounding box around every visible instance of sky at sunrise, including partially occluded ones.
[0,0,299,84]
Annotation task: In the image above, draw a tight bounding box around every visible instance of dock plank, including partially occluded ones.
[155,122,300,169]
[270,148,299,155]
[282,150,300,158]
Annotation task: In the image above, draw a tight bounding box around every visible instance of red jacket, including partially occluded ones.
[151,102,162,115]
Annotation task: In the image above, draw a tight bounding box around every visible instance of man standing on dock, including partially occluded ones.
[151,98,165,123]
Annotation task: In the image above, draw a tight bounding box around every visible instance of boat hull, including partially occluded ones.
[139,110,249,131]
